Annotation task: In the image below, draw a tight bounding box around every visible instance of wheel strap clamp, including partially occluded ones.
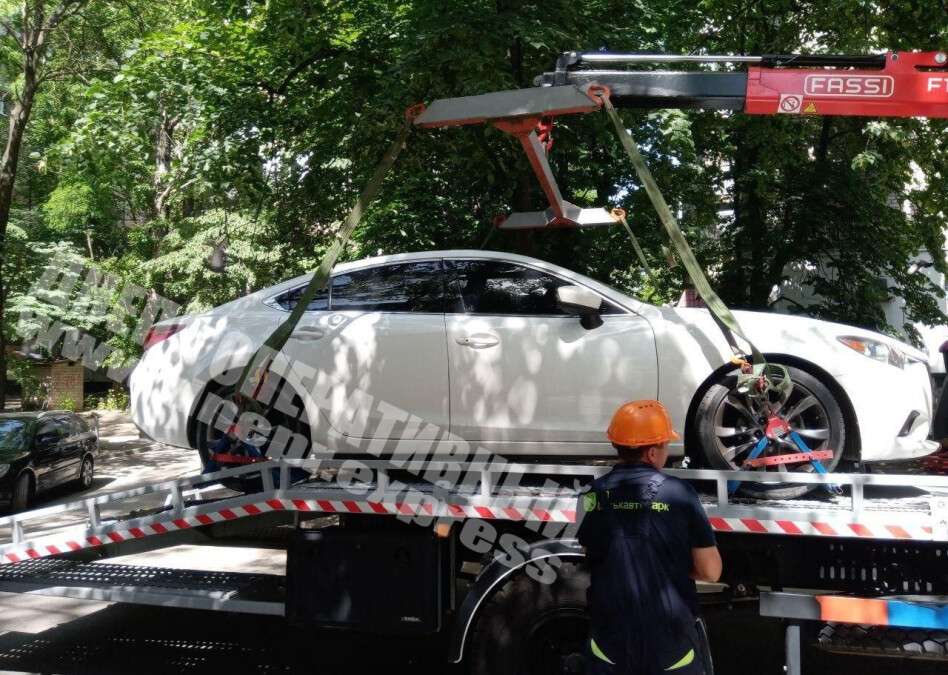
[742,450,834,468]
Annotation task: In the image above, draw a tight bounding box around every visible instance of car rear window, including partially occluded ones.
[330,261,444,313]
[274,285,329,312]
[70,415,90,434]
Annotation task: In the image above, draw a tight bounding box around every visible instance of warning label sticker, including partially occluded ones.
[778,94,803,114]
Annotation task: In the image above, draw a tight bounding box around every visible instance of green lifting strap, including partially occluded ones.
[600,95,795,402]
[600,95,765,367]
[613,208,654,277]
[234,119,414,401]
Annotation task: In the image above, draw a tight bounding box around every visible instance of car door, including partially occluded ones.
[277,259,450,444]
[56,414,85,483]
[444,258,658,450]
[32,418,66,490]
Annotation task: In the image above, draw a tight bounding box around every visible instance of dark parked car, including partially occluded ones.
[0,410,98,512]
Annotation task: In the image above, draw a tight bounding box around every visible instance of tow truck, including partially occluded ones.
[0,49,946,675]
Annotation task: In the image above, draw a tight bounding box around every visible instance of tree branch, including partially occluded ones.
[0,19,21,46]
[44,0,87,32]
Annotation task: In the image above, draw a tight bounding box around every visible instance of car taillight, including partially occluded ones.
[143,323,184,350]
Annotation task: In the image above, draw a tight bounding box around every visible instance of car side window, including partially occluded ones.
[274,285,329,312]
[35,420,65,446]
[68,415,89,434]
[445,260,621,316]
[330,261,443,313]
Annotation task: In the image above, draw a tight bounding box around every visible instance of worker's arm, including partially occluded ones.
[691,545,723,583]
[679,480,721,582]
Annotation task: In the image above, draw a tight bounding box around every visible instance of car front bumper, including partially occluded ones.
[838,360,939,462]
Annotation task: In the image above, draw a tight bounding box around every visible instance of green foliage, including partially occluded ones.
[42,181,99,236]
[5,358,50,411]
[84,386,129,411]
[0,0,944,374]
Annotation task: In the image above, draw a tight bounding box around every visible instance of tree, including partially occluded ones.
[27,0,946,392]
[0,0,91,408]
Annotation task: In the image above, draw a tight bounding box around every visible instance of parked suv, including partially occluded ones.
[0,410,98,512]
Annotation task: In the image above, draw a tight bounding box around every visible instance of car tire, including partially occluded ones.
[694,365,847,500]
[10,472,33,513]
[193,376,311,490]
[75,455,94,491]
[467,561,590,675]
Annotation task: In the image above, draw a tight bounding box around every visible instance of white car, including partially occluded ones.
[130,250,937,498]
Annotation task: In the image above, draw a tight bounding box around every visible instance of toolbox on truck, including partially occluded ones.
[286,524,448,634]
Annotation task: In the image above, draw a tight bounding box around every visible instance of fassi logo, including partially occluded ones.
[804,75,895,97]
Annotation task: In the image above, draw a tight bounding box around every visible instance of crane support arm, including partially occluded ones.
[536,50,948,118]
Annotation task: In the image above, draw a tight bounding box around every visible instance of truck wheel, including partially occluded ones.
[467,561,590,675]
[10,473,33,513]
[693,365,847,500]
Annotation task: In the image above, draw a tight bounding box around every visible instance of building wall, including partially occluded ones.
[37,361,85,411]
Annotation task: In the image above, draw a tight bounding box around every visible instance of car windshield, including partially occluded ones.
[0,420,28,454]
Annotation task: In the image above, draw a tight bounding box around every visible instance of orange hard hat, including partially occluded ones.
[607,400,681,447]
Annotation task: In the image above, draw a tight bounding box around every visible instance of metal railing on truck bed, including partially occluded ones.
[0,458,946,566]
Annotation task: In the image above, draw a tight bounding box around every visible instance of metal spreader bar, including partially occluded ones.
[414,84,617,230]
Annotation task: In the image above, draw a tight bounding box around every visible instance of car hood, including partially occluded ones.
[658,306,928,364]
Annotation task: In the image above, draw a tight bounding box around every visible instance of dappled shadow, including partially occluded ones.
[0,602,454,674]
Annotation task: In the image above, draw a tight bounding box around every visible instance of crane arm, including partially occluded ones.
[536,50,947,118]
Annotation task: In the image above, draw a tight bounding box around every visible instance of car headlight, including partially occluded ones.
[838,336,906,369]
[0,464,9,479]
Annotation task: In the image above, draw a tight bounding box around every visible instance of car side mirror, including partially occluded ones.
[556,285,604,330]
[35,433,58,449]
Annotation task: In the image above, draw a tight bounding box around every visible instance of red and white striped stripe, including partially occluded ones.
[0,497,577,565]
[0,496,936,566]
[707,516,932,540]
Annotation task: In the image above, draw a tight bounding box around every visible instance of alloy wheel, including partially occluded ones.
[711,380,832,474]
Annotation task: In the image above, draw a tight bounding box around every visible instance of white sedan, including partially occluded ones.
[130,250,937,498]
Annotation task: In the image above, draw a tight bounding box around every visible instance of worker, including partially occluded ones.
[578,400,722,675]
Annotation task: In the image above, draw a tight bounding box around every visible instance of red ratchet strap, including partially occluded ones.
[743,450,834,469]
[210,453,268,465]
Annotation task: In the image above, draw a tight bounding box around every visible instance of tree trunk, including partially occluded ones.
[153,109,176,219]
[0,56,39,410]
[0,276,6,411]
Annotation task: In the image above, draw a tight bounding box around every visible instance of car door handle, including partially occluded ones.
[456,334,500,349]
[290,327,325,341]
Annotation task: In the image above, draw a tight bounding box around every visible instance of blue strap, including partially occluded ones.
[728,436,770,494]
[789,431,842,495]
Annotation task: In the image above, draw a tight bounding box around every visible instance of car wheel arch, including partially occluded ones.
[683,353,861,465]
[17,468,36,495]
[187,369,315,451]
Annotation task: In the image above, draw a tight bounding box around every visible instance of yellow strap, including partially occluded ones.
[590,638,616,665]
[665,648,695,671]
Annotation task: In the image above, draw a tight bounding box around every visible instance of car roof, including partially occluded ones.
[264,249,631,300]
[0,410,73,420]
[203,249,653,321]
